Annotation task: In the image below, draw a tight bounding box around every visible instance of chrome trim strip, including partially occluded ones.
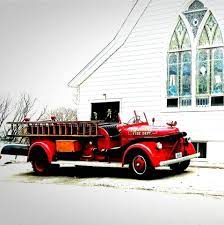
[52,160,128,168]
[159,153,200,166]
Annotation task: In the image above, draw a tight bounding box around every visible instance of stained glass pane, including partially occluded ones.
[176,19,186,48]
[199,13,223,47]
[211,48,224,93]
[213,26,223,46]
[188,0,204,11]
[169,18,191,51]
[205,14,218,45]
[184,0,207,38]
[169,33,178,50]
[181,52,192,96]
[197,50,209,94]
[182,32,191,49]
[168,53,178,96]
[199,28,209,46]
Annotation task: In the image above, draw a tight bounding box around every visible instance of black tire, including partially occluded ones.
[169,160,190,172]
[31,150,50,175]
[129,153,154,179]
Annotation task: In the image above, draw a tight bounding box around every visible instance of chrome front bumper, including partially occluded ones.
[159,153,200,166]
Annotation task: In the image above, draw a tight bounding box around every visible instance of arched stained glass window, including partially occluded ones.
[197,13,224,106]
[167,1,224,108]
[167,17,192,107]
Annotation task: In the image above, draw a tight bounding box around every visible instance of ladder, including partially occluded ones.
[7,121,100,137]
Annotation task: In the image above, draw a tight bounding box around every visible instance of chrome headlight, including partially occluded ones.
[156,142,163,150]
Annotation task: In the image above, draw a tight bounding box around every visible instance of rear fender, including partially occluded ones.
[27,140,56,163]
[122,143,154,167]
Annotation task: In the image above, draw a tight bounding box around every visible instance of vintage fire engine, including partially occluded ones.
[1,111,199,178]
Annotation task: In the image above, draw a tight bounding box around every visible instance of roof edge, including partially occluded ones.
[68,0,151,88]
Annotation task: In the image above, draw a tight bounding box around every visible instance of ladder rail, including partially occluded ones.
[7,121,101,137]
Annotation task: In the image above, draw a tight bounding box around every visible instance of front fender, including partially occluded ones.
[27,140,56,163]
[185,142,196,155]
[122,143,154,167]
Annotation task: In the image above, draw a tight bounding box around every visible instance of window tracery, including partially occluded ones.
[167,1,224,107]
[184,0,207,37]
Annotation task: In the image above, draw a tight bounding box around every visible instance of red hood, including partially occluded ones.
[148,125,179,136]
[118,123,180,137]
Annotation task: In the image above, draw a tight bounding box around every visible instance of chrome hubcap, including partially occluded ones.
[132,155,147,175]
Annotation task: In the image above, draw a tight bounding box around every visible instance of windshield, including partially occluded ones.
[126,111,148,124]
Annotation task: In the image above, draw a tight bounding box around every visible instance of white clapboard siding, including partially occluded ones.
[77,0,224,149]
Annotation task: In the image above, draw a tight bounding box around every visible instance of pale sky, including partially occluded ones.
[0,0,133,110]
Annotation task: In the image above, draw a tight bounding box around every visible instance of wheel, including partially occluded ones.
[129,153,154,179]
[31,150,50,175]
[169,160,190,172]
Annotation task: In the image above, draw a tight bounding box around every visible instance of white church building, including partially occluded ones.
[68,0,224,162]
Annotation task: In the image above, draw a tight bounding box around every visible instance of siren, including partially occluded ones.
[23,117,30,122]
[51,115,56,121]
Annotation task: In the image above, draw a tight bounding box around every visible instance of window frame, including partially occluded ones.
[167,17,192,108]
[196,13,224,107]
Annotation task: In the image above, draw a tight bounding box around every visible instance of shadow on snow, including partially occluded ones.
[17,165,193,181]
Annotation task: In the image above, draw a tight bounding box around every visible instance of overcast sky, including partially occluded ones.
[0,0,133,110]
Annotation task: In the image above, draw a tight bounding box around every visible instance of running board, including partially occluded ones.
[51,160,128,168]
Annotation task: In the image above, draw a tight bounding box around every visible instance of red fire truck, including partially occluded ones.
[1,112,199,178]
